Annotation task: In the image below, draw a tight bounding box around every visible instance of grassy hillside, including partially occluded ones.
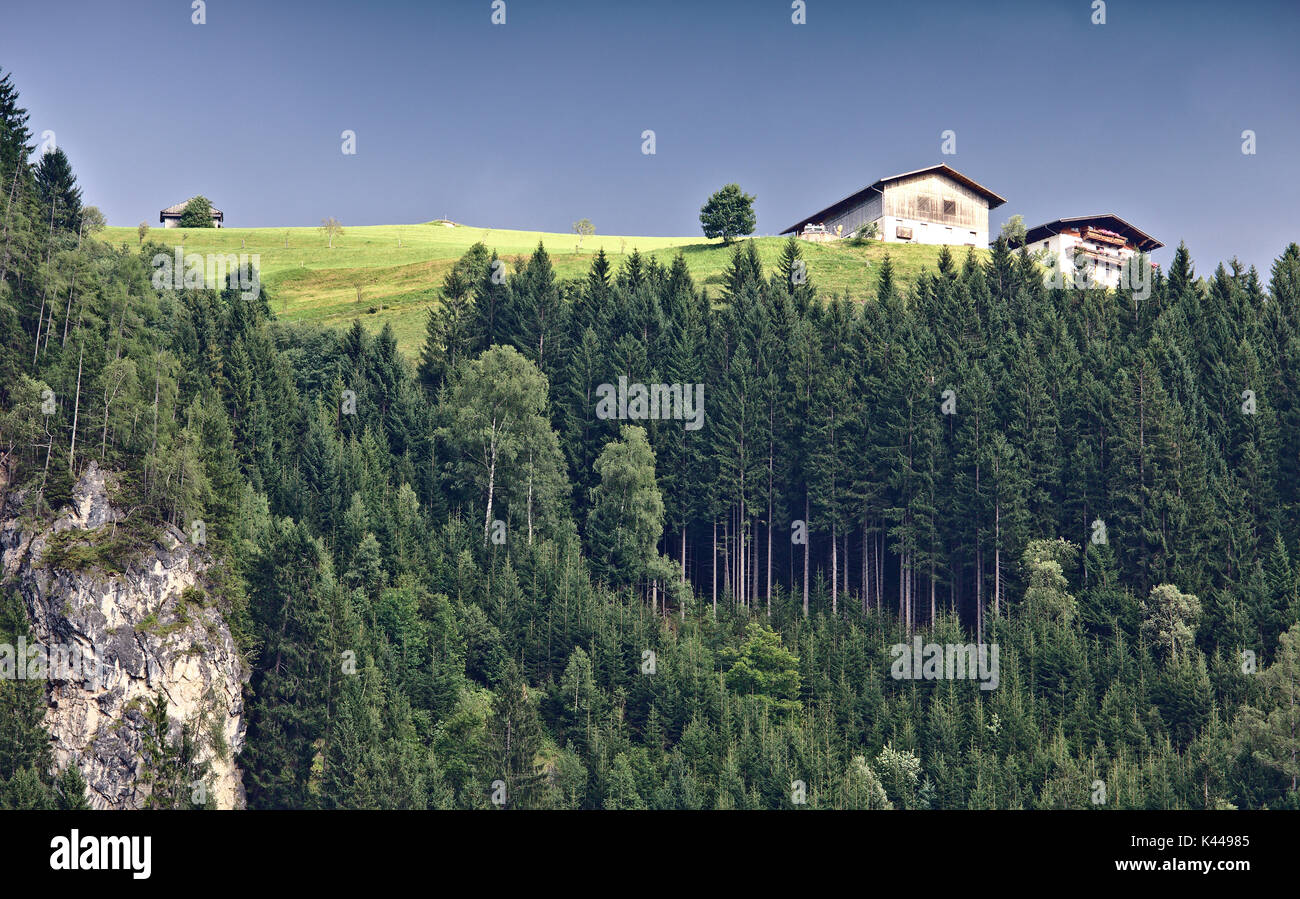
[101,222,987,355]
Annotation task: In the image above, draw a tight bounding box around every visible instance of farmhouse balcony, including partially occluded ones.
[1072,243,1130,263]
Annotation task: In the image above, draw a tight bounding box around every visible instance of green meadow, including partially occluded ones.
[101,222,986,356]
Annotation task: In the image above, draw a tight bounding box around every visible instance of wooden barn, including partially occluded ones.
[781,164,1006,248]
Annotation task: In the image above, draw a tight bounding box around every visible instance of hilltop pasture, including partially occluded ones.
[102,221,987,355]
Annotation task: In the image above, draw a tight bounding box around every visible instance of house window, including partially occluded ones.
[917,197,931,215]
[943,198,956,216]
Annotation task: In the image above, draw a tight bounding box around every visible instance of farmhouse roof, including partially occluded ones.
[781,164,1007,235]
[1019,214,1163,252]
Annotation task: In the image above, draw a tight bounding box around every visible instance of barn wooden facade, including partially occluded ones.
[781,164,1006,248]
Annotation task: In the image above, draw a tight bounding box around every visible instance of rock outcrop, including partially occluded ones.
[0,462,247,809]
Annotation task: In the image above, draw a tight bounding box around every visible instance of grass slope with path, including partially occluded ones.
[101,222,987,356]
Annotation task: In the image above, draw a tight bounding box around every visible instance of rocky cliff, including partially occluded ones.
[0,462,247,809]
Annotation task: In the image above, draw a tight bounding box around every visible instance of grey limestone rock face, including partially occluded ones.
[0,461,247,809]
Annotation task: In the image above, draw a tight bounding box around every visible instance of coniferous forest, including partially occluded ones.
[1,67,1299,813]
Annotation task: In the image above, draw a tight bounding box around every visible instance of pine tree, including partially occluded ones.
[241,518,346,808]
[512,242,563,379]
[0,67,34,177]
[34,147,81,232]
[487,659,545,808]
[418,262,477,394]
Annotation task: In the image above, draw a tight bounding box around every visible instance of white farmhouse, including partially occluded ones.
[781,164,1006,248]
[1015,214,1162,289]
[159,199,223,229]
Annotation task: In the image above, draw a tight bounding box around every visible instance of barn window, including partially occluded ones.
[943,198,956,216]
[917,197,931,214]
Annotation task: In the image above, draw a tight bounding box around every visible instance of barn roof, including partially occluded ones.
[1018,214,1162,252]
[780,164,1006,235]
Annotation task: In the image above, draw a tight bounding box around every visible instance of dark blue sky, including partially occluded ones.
[3,0,1297,269]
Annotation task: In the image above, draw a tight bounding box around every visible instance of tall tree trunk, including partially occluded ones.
[33,197,57,361]
[38,423,53,508]
[743,509,750,610]
[711,518,718,619]
[876,530,882,612]
[766,407,775,615]
[994,500,1002,618]
[876,526,882,609]
[843,530,850,601]
[59,219,84,347]
[950,561,956,613]
[149,360,160,491]
[483,431,498,546]
[904,550,915,636]
[930,555,936,628]
[899,549,905,625]
[862,521,868,613]
[101,384,111,459]
[525,451,534,546]
[680,523,687,588]
[738,503,745,609]
[68,342,84,472]
[909,553,916,636]
[802,495,810,617]
[33,294,45,362]
[745,518,751,611]
[831,520,838,616]
[752,518,758,611]
[0,162,20,287]
[766,499,773,617]
[722,513,731,605]
[44,291,55,353]
[788,527,794,596]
